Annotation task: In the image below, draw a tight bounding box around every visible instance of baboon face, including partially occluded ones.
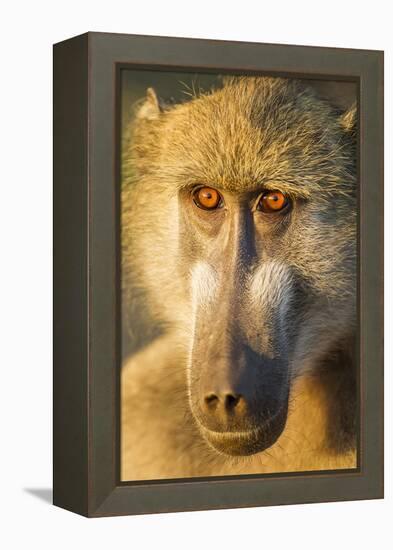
[129,77,357,456]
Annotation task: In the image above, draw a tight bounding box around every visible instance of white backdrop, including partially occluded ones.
[0,1,391,548]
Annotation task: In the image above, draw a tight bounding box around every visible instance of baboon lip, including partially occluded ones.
[197,407,288,457]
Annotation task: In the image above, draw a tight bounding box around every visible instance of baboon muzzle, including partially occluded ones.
[189,307,290,456]
[187,211,292,455]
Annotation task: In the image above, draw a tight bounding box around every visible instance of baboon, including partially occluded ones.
[121,76,357,481]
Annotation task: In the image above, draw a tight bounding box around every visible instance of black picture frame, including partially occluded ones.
[53,32,384,517]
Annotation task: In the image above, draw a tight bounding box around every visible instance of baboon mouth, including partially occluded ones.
[198,407,288,456]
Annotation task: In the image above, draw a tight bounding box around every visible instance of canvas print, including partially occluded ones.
[120,70,358,482]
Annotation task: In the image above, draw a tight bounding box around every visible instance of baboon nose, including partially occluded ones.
[199,389,253,431]
[204,391,244,412]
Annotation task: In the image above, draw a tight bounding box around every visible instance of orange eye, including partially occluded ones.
[193,187,222,210]
[258,190,288,213]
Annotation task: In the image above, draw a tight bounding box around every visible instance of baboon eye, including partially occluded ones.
[257,190,289,213]
[192,187,223,210]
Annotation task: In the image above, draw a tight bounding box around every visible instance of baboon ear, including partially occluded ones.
[340,103,357,140]
[136,88,164,121]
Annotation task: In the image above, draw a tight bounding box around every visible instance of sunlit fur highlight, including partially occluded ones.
[190,262,218,313]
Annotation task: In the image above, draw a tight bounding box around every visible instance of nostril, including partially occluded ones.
[204,393,219,408]
[224,393,241,410]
